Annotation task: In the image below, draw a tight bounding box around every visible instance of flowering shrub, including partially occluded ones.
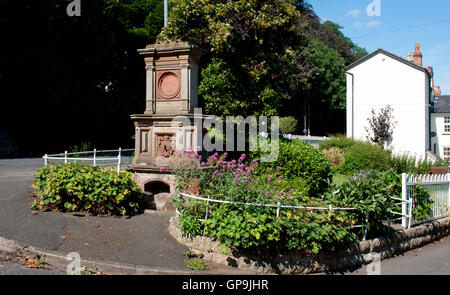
[173,150,362,254]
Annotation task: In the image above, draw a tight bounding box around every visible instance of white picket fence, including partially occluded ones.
[399,173,450,228]
[42,148,134,174]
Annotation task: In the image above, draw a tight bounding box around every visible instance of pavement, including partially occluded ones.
[0,157,448,275]
[346,235,450,275]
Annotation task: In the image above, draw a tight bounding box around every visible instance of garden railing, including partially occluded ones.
[176,191,370,240]
[42,148,134,174]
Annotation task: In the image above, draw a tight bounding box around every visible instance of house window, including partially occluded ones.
[444,147,450,161]
[445,117,450,133]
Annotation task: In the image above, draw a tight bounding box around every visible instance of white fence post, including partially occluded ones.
[447,173,450,215]
[117,148,122,174]
[64,151,68,164]
[401,173,408,228]
[93,149,97,166]
[44,154,48,166]
[276,202,281,217]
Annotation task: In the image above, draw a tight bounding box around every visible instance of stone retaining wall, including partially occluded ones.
[168,216,450,274]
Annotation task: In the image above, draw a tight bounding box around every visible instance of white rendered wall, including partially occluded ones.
[346,52,429,158]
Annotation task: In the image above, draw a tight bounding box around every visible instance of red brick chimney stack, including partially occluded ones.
[434,86,441,96]
[413,42,423,67]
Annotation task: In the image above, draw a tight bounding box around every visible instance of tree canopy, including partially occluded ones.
[0,0,367,156]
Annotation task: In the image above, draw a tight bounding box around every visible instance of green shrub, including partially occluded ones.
[253,139,332,196]
[31,164,143,216]
[319,136,356,151]
[279,116,298,134]
[338,142,391,175]
[322,147,345,167]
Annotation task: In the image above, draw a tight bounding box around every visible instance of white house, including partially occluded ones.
[346,43,437,160]
[431,95,450,161]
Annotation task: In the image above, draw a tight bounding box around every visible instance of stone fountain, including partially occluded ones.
[130,41,205,211]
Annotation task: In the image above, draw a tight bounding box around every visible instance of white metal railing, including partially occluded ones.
[176,191,371,240]
[399,173,450,228]
[42,148,134,174]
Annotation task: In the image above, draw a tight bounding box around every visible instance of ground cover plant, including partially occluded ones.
[31,163,143,216]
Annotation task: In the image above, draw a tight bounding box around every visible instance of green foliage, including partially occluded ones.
[390,154,434,174]
[172,150,361,254]
[319,136,356,151]
[253,139,333,196]
[31,164,143,216]
[338,142,392,175]
[279,116,298,134]
[184,258,209,270]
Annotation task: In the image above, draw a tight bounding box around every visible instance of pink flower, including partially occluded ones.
[265,191,270,196]
[287,197,292,200]
[201,162,206,167]
[161,152,166,157]
[160,167,165,172]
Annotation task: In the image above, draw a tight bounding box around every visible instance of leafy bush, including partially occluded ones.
[322,147,345,167]
[319,136,356,151]
[279,117,298,135]
[31,164,143,216]
[251,139,332,196]
[338,142,391,175]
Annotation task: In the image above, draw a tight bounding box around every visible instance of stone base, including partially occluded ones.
[168,216,450,274]
[132,166,176,212]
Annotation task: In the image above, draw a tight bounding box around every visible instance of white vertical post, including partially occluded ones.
[164,0,168,27]
[64,151,68,164]
[363,211,369,241]
[44,154,48,166]
[93,149,97,166]
[401,173,408,228]
[276,202,281,217]
[117,148,122,174]
[447,173,450,215]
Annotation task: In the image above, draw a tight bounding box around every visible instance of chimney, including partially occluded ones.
[434,86,441,96]
[413,42,422,67]
[407,52,412,62]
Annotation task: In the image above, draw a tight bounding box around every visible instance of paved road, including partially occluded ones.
[347,235,450,275]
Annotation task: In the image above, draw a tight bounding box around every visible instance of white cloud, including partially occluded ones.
[347,9,362,18]
[353,21,364,28]
[366,20,381,28]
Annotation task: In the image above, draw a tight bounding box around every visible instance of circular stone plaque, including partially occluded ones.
[158,72,180,99]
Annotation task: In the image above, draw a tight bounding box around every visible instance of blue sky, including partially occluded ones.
[308,0,450,93]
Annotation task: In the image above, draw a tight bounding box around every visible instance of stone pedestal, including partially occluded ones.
[130,41,205,211]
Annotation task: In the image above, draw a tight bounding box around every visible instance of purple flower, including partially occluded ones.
[160,167,165,172]
[161,152,166,157]
[279,175,283,179]
[201,162,206,167]
[268,176,272,182]
[265,191,270,196]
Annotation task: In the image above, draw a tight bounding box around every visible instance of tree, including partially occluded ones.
[365,105,397,148]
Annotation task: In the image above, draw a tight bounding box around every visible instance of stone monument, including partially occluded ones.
[130,41,205,211]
